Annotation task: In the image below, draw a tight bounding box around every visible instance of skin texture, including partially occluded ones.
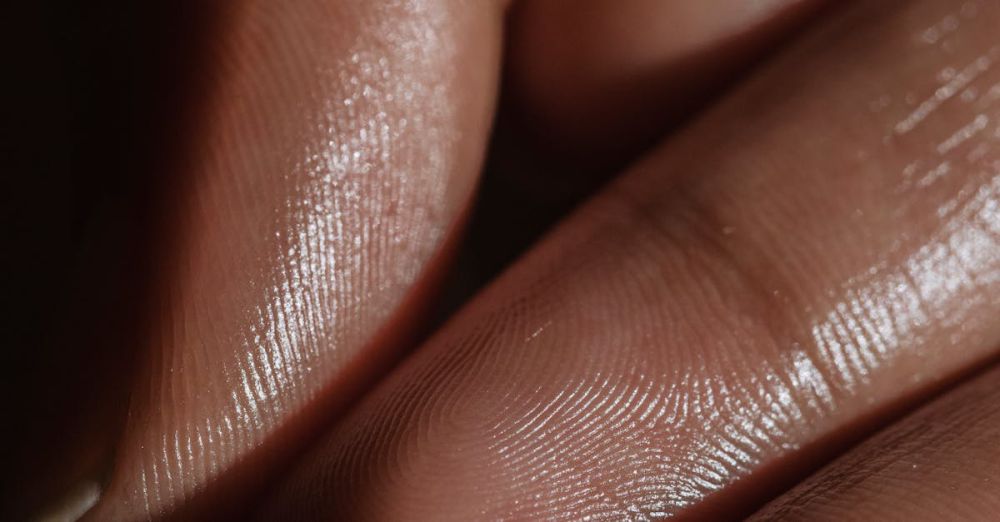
[8,1,835,520]
[750,364,1000,522]
[257,0,1000,520]
[16,0,999,520]
[85,0,503,519]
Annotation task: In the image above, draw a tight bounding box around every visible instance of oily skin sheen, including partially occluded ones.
[87,0,502,519]
[257,0,1000,520]
[42,0,998,520]
[61,0,832,520]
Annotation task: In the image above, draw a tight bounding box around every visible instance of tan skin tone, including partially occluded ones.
[18,0,1000,520]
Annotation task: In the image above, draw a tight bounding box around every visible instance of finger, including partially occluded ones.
[7,3,236,518]
[259,0,1000,519]
[750,363,1000,522]
[448,0,833,308]
[506,0,829,169]
[84,0,505,520]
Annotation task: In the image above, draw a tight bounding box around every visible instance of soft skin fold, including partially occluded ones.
[507,0,826,168]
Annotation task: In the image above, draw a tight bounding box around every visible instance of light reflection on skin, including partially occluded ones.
[100,0,1000,520]
[811,1,1000,396]
[812,170,999,392]
[672,12,1000,513]
[105,0,465,518]
[517,163,1000,516]
[485,3,1000,518]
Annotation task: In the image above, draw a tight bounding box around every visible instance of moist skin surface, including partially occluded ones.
[257,1,1000,519]
[86,1,502,519]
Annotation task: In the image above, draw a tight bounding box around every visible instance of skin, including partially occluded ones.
[258,0,1000,520]
[750,364,1000,521]
[508,0,826,168]
[18,0,1000,520]
[85,0,503,519]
